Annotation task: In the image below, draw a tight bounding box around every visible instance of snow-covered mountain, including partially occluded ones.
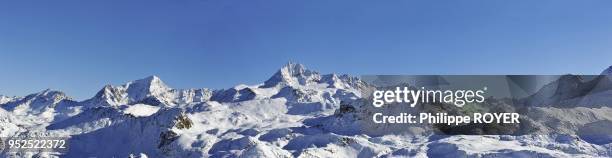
[523,74,612,108]
[82,75,212,108]
[0,95,16,104]
[1,63,611,157]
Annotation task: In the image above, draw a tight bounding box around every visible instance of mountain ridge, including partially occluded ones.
[1,63,611,157]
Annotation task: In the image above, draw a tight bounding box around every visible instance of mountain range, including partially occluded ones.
[0,63,611,157]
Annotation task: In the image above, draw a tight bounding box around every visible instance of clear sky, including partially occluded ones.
[1,0,612,100]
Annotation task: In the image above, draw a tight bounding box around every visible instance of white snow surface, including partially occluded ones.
[123,104,161,117]
[0,63,610,158]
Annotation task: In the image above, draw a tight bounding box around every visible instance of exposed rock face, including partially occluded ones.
[211,87,256,103]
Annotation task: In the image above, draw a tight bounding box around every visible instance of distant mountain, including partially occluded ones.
[263,62,367,90]
[82,75,212,108]
[524,74,612,107]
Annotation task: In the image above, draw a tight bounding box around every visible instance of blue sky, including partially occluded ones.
[1,0,612,100]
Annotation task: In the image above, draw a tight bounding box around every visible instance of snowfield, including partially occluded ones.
[0,63,611,158]
[123,104,161,117]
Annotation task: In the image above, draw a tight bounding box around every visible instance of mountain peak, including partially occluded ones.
[14,89,71,108]
[124,75,171,103]
[127,75,171,93]
[84,75,173,107]
[31,89,68,99]
[281,62,307,74]
[132,75,166,87]
[262,62,320,88]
